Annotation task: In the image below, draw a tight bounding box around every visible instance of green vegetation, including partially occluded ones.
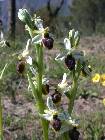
[70,0,105,35]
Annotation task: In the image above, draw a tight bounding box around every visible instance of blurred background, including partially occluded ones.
[1,0,105,39]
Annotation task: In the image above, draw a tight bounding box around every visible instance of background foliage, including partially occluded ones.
[70,0,105,35]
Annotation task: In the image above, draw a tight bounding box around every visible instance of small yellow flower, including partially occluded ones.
[100,74,105,81]
[103,98,105,106]
[100,73,105,81]
[92,73,100,83]
[100,74,105,86]
[102,81,105,86]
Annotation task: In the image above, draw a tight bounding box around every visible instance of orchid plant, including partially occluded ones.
[17,9,92,140]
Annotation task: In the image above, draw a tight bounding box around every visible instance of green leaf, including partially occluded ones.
[0,64,8,80]
[27,72,38,100]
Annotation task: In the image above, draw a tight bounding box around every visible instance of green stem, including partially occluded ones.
[68,65,81,115]
[36,45,49,140]
[61,79,78,140]
[28,45,49,140]
[0,95,3,140]
[62,132,69,140]
[68,79,78,114]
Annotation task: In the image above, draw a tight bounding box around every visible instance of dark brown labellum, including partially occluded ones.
[51,89,61,104]
[101,136,105,140]
[69,127,80,140]
[42,84,49,95]
[51,117,62,131]
[42,36,54,50]
[5,41,11,47]
[16,61,25,74]
[65,54,75,70]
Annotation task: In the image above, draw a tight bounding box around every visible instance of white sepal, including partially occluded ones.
[22,39,31,57]
[62,73,67,84]
[42,114,52,121]
[67,117,79,127]
[69,29,75,39]
[26,56,32,65]
[64,38,71,50]
[0,31,4,40]
[42,109,58,121]
[74,31,79,39]
[58,73,67,89]
[58,73,71,93]
[34,17,44,30]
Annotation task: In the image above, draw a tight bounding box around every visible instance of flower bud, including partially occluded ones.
[51,89,61,104]
[64,38,71,50]
[16,61,25,74]
[65,55,75,70]
[18,9,35,29]
[42,33,54,49]
[69,29,75,39]
[69,127,80,140]
[81,65,92,77]
[69,29,80,48]
[42,84,49,95]
[51,116,62,131]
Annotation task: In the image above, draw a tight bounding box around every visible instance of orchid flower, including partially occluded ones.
[58,73,71,93]
[18,39,33,65]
